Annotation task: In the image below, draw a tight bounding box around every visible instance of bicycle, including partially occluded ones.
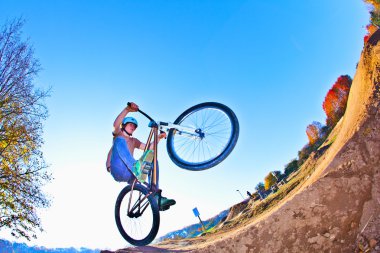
[114,102,239,246]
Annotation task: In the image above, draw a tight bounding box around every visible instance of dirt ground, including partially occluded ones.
[107,30,380,253]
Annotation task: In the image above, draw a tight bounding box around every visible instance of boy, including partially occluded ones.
[106,102,175,210]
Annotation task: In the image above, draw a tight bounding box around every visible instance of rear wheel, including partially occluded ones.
[167,102,239,171]
[115,184,160,246]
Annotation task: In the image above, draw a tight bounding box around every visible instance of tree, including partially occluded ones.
[255,182,265,192]
[306,121,323,145]
[322,75,352,127]
[264,172,277,191]
[364,0,380,27]
[364,24,379,43]
[284,159,299,177]
[298,144,313,166]
[0,19,51,240]
[272,170,283,181]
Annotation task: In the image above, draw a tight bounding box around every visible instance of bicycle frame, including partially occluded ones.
[157,121,205,139]
[142,121,159,190]
[142,121,204,188]
[126,106,204,214]
[127,179,153,218]
[135,109,204,189]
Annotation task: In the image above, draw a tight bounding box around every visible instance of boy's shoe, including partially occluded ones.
[154,195,176,211]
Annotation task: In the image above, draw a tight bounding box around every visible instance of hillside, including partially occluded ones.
[110,30,380,252]
[157,210,230,241]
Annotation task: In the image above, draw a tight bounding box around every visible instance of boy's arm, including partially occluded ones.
[139,132,167,150]
[113,102,139,135]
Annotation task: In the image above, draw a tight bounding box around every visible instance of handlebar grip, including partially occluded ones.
[127,102,140,112]
[127,102,155,122]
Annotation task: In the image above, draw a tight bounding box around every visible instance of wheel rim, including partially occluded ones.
[118,189,155,242]
[170,106,234,166]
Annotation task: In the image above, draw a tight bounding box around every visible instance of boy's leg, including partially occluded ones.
[152,162,175,211]
[111,138,137,182]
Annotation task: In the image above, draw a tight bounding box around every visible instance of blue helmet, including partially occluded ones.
[122,117,138,127]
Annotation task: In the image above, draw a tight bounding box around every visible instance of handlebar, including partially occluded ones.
[127,102,166,137]
[127,102,155,123]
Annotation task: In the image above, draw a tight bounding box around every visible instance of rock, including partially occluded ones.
[370,239,377,248]
[331,227,340,234]
[308,234,324,245]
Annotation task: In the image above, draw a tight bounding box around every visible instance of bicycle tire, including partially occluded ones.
[167,102,239,171]
[115,184,160,246]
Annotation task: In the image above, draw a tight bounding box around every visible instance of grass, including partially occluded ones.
[208,152,321,233]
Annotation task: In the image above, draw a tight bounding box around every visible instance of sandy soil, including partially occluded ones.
[107,30,380,253]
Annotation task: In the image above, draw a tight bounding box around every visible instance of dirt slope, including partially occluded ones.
[112,30,380,253]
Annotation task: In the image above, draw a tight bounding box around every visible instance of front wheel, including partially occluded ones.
[115,184,160,246]
[167,102,239,171]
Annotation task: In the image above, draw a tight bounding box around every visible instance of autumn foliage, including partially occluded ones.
[322,75,352,127]
[364,24,379,43]
[306,121,324,145]
[365,0,380,8]
[364,0,380,43]
[264,172,277,191]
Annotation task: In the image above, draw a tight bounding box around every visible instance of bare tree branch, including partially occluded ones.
[0,18,51,240]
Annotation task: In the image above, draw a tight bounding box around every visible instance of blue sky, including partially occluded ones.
[0,0,370,250]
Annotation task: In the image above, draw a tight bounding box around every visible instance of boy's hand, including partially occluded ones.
[159,132,167,139]
[127,102,139,112]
